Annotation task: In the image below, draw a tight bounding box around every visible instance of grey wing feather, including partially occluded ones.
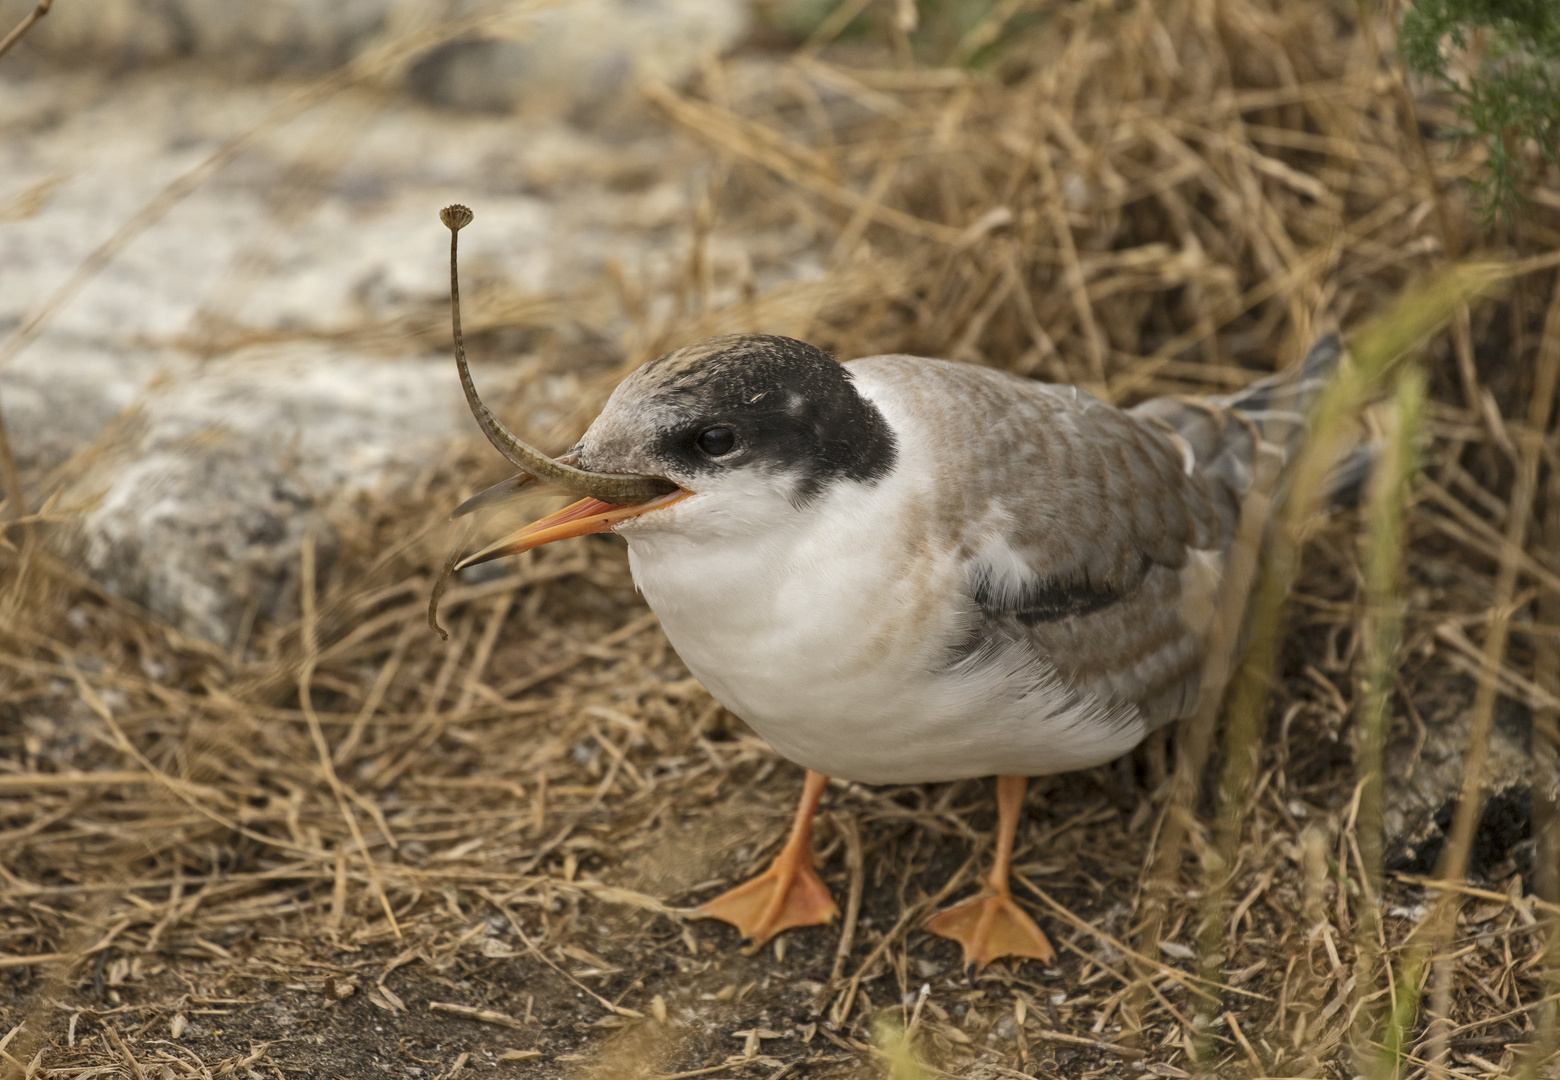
[971,379,1235,589]
[903,335,1344,730]
[1129,333,1347,501]
[887,365,1237,723]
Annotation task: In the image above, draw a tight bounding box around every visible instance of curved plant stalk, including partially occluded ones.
[439,204,671,505]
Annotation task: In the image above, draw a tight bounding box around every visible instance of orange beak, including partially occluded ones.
[454,488,690,570]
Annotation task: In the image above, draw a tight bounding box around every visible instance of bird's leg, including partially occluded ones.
[925,775,1055,971]
[696,769,839,952]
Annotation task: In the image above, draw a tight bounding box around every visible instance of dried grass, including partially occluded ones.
[3,0,1560,1078]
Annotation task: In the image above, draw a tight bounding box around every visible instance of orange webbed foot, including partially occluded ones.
[925,890,1055,973]
[695,770,838,952]
[697,843,839,952]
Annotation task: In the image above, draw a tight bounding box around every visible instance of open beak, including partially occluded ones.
[454,488,690,570]
[452,453,583,520]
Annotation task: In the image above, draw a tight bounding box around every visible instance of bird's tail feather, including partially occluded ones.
[1130,334,1367,505]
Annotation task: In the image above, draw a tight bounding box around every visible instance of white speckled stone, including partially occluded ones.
[0,0,748,114]
[0,0,761,644]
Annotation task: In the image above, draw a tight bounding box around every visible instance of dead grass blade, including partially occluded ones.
[0,0,50,62]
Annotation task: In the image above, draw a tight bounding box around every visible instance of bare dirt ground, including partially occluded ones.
[3,2,1559,1079]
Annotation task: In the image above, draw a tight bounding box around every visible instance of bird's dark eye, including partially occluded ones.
[696,426,736,457]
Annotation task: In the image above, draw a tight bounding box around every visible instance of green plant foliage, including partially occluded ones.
[1400,0,1560,224]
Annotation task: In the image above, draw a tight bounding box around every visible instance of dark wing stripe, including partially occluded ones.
[971,553,1153,625]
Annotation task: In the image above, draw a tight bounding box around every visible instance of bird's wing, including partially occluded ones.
[963,373,1241,723]
[850,355,1242,726]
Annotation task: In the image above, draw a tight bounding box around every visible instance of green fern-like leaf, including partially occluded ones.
[1400,0,1560,225]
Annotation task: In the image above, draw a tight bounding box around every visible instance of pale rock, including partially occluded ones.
[0,0,748,114]
[0,28,753,643]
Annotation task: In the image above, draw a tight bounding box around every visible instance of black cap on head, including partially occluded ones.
[583,334,899,506]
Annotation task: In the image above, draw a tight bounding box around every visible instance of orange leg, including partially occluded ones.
[925,775,1055,972]
[696,770,839,951]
